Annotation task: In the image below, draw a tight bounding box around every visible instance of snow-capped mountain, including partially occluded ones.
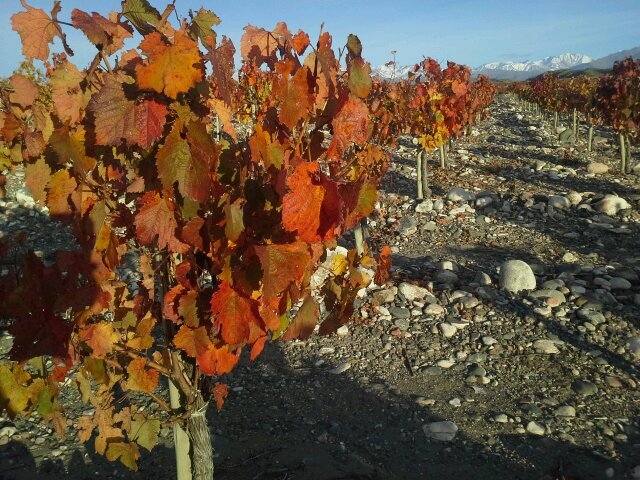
[475,53,592,80]
[371,63,413,80]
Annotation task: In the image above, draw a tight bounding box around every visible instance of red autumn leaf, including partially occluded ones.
[210,282,257,345]
[11,0,60,60]
[211,383,228,411]
[254,242,310,300]
[291,30,310,55]
[374,245,393,285]
[197,344,239,375]
[250,335,267,360]
[163,285,184,323]
[88,72,168,149]
[282,295,318,340]
[136,29,203,99]
[134,191,188,253]
[208,36,236,107]
[173,325,212,357]
[71,9,133,56]
[281,162,325,242]
[181,217,205,250]
[327,97,370,160]
[275,66,314,129]
[126,357,159,393]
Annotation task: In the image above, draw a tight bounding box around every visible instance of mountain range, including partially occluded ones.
[474,47,640,80]
[371,46,640,81]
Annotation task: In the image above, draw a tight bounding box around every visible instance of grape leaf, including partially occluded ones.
[11,0,60,60]
[126,358,159,393]
[348,58,372,99]
[88,72,168,149]
[79,322,118,358]
[211,383,228,411]
[282,295,318,340]
[134,191,188,253]
[197,344,239,375]
[254,242,310,299]
[25,157,51,204]
[129,414,160,452]
[136,29,203,99]
[275,66,314,129]
[156,122,213,202]
[291,30,310,55]
[210,282,256,345]
[327,97,370,160]
[122,0,161,35]
[173,325,212,357]
[46,168,78,217]
[224,200,244,242]
[106,441,140,471]
[0,365,29,418]
[190,8,220,48]
[71,9,133,56]
[50,59,86,125]
[8,74,39,108]
[282,162,325,242]
[208,36,236,107]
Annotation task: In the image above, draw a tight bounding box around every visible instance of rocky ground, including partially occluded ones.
[1,95,640,480]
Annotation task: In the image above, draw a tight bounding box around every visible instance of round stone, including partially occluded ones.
[499,260,536,293]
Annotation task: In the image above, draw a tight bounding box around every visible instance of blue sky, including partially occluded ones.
[1,0,639,76]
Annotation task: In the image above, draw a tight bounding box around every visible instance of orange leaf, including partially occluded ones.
[327,97,370,161]
[136,29,203,99]
[197,344,239,375]
[79,322,118,358]
[250,336,267,361]
[71,9,133,56]
[126,357,159,393]
[46,169,78,218]
[291,30,310,55]
[173,325,212,357]
[255,242,310,300]
[11,0,59,60]
[275,66,314,129]
[50,58,87,125]
[210,282,256,345]
[24,157,51,204]
[88,72,168,149]
[134,191,188,253]
[8,74,39,108]
[211,383,228,411]
[281,162,324,242]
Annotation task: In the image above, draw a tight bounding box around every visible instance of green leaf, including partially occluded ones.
[122,0,161,35]
[190,8,220,48]
[346,34,362,57]
[129,414,160,452]
[0,365,29,418]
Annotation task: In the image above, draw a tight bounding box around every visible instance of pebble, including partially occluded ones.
[554,405,576,418]
[439,323,457,338]
[533,339,561,354]
[499,260,536,293]
[424,304,445,316]
[571,380,598,397]
[336,325,349,336]
[422,421,458,441]
[397,217,418,236]
[415,397,436,407]
[587,162,609,174]
[548,195,570,209]
[526,421,546,436]
[329,362,351,374]
[593,195,630,216]
[447,188,475,203]
[609,277,632,290]
[389,307,410,319]
[398,282,430,301]
[415,200,434,213]
[494,414,509,423]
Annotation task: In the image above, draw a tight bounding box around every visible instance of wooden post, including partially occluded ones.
[620,132,627,173]
[587,125,594,152]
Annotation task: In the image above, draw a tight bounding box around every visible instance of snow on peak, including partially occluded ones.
[476,53,592,73]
